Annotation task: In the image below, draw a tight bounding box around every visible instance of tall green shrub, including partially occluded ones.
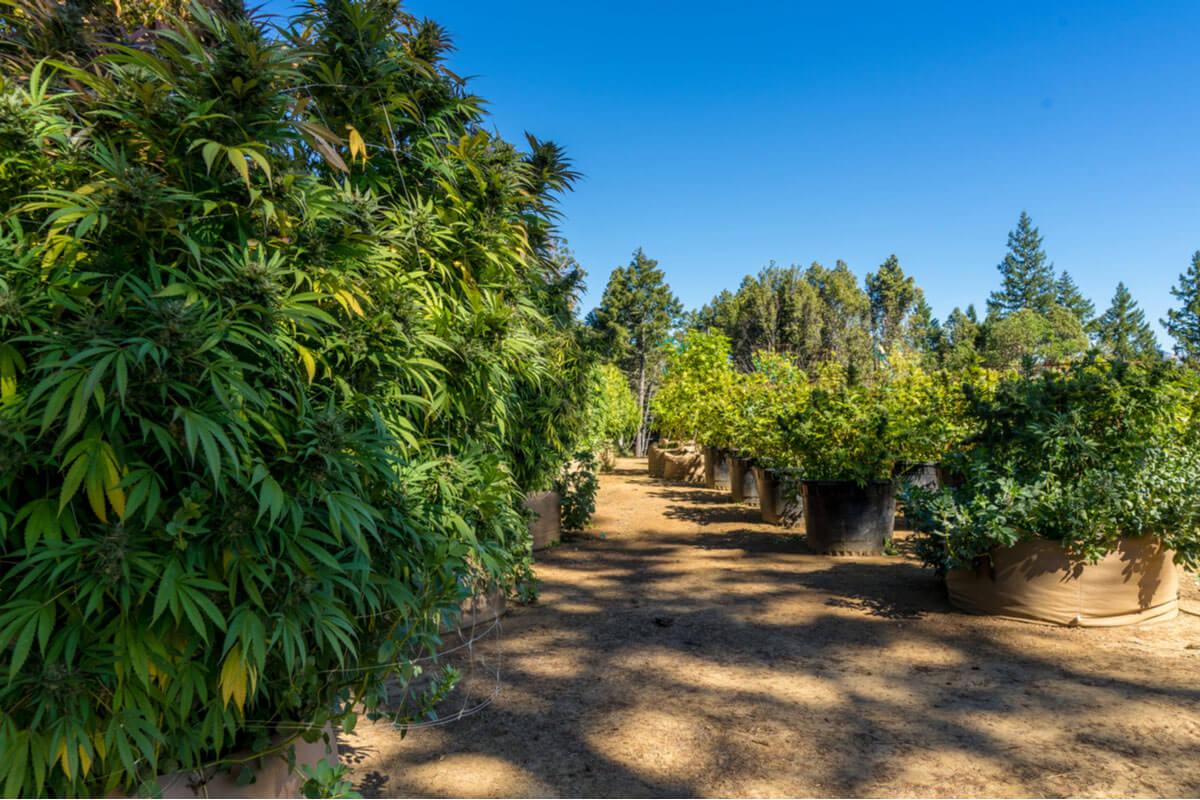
[0,2,587,795]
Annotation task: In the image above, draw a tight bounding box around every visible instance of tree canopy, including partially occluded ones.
[587,248,682,454]
[987,212,1056,316]
[1163,251,1200,363]
[1096,283,1160,362]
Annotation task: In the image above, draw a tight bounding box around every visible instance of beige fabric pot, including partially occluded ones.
[127,725,337,798]
[439,586,506,633]
[523,490,561,550]
[647,444,666,478]
[946,536,1179,627]
[663,450,703,483]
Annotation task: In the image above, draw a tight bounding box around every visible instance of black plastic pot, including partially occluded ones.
[755,467,803,527]
[729,456,759,503]
[801,480,896,555]
[892,460,941,492]
[703,446,732,492]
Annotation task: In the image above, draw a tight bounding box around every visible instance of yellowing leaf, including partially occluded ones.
[346,125,367,166]
[0,343,26,399]
[297,345,316,384]
[219,644,249,711]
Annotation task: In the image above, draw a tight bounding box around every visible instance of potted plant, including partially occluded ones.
[888,358,998,491]
[740,352,809,525]
[782,364,898,554]
[902,358,1200,626]
[652,331,738,487]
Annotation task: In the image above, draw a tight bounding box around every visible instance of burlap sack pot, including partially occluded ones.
[946,536,1179,627]
[663,449,703,483]
[523,490,561,550]
[647,444,667,478]
[122,726,337,798]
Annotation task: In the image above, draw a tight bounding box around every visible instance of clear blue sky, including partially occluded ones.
[263,1,1200,344]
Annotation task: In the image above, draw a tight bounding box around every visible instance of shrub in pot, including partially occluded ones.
[887,358,998,491]
[0,4,592,795]
[578,363,639,471]
[782,364,898,554]
[737,353,810,520]
[652,332,740,489]
[901,358,1200,626]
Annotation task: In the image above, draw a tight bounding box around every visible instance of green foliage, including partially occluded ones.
[1163,251,1200,364]
[903,359,1200,573]
[651,331,736,444]
[866,254,923,354]
[980,306,1089,369]
[887,356,998,463]
[555,452,599,532]
[301,758,361,799]
[939,306,982,370]
[580,362,639,453]
[695,263,822,371]
[0,2,590,795]
[1096,282,1161,362]
[1054,270,1095,331]
[779,363,895,484]
[587,248,682,455]
[987,211,1057,316]
[804,261,875,376]
[732,351,808,468]
[695,260,877,377]
[904,296,943,368]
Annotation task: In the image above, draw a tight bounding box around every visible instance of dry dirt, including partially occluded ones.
[340,458,1200,798]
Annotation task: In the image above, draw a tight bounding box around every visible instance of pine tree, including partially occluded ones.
[987,211,1057,316]
[904,296,942,367]
[1096,283,1161,362]
[587,248,683,454]
[1163,251,1200,363]
[1054,270,1095,331]
[805,260,874,374]
[865,254,922,353]
[942,306,981,369]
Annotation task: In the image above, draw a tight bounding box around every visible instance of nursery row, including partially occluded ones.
[648,332,1200,626]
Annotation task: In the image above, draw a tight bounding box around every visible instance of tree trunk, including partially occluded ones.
[635,348,649,456]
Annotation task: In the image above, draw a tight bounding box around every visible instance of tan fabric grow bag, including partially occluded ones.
[946,536,1179,627]
[523,490,561,550]
[663,450,703,483]
[129,725,337,798]
[647,444,666,477]
[439,586,506,633]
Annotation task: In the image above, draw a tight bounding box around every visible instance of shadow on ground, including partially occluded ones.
[344,459,1200,798]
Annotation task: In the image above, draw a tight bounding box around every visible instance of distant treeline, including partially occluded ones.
[690,211,1185,374]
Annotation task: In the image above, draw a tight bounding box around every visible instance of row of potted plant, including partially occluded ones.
[653,333,990,553]
[652,333,1200,626]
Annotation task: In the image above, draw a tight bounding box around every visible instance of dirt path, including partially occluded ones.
[341,458,1200,798]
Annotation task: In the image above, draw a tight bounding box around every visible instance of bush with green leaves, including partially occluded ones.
[651,330,736,445]
[902,358,1200,573]
[777,362,898,484]
[579,362,639,455]
[886,355,999,463]
[555,451,600,532]
[0,1,590,795]
[734,351,809,468]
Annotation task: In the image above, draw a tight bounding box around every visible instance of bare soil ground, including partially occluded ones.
[341,458,1200,798]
